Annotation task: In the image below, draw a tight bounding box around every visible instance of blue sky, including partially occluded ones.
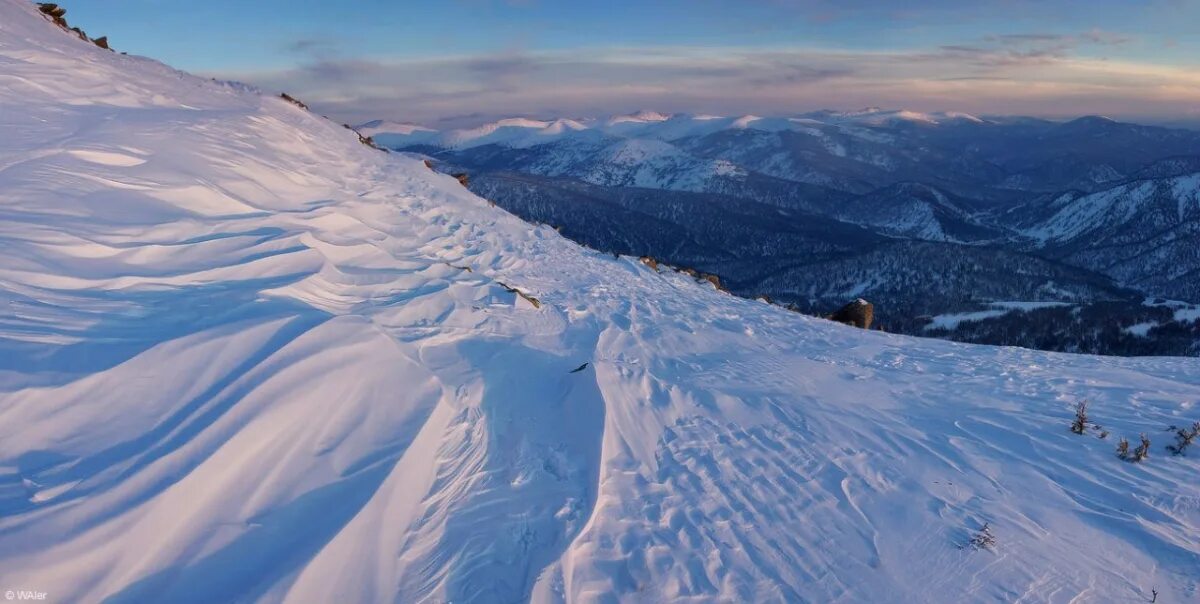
[60,0,1200,126]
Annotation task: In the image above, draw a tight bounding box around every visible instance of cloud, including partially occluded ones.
[292,58,386,83]
[1081,28,1132,45]
[283,38,337,55]
[212,40,1197,126]
[985,33,1071,44]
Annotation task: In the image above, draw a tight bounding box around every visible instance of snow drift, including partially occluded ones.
[1,2,1198,602]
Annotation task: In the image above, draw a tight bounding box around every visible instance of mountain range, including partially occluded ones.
[369,110,1200,356]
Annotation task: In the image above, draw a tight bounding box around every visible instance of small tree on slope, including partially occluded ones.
[1070,401,1089,435]
[1118,434,1151,462]
[1166,422,1200,456]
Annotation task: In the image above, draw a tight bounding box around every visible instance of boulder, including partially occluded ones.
[827,298,874,329]
[699,273,723,291]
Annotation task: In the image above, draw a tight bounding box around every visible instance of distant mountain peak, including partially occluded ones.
[607,110,673,125]
[355,120,435,136]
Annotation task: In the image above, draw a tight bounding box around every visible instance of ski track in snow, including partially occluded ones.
[1,2,1199,603]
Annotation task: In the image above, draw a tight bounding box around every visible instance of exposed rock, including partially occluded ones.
[358,133,381,149]
[37,3,65,22]
[279,93,308,110]
[637,256,727,292]
[827,298,874,329]
[339,124,387,151]
[451,173,470,187]
[92,35,108,49]
[498,282,541,309]
[38,3,65,17]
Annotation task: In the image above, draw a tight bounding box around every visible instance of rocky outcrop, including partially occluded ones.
[36,3,66,26]
[279,93,308,110]
[638,256,726,292]
[38,3,110,49]
[827,298,874,329]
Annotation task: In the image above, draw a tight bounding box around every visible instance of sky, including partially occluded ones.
[57,0,1200,127]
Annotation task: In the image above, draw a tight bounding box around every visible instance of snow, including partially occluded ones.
[1176,307,1200,323]
[441,117,553,148]
[989,301,1074,311]
[606,110,671,125]
[576,139,746,190]
[1124,322,1158,337]
[1025,174,1199,244]
[925,302,1074,330]
[364,107,987,156]
[1172,173,1200,220]
[355,120,435,137]
[924,309,1009,330]
[352,120,439,148]
[801,108,985,127]
[2,2,1200,603]
[541,118,589,134]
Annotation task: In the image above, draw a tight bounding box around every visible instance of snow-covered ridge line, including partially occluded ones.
[1,1,1199,602]
[364,108,1187,153]
[360,108,996,149]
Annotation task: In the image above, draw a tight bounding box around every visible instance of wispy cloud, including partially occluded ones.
[214,31,1197,126]
[282,37,339,55]
[1081,28,1133,46]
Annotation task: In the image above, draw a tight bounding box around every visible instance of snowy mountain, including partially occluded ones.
[830,182,1003,242]
[354,120,438,148]
[374,109,1200,196]
[374,106,1200,356]
[3,2,1200,603]
[1019,173,1200,301]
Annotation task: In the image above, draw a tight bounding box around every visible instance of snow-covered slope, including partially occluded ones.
[1025,174,1200,244]
[801,108,986,127]
[1017,173,1200,300]
[562,138,746,191]
[2,2,1199,603]
[355,120,438,148]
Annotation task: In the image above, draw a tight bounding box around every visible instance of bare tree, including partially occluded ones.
[1116,437,1131,460]
[1132,434,1151,462]
[1071,401,1089,435]
[1166,422,1200,456]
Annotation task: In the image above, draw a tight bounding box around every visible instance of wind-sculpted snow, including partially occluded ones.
[1,2,1199,602]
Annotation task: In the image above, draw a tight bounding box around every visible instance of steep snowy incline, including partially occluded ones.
[1,2,1199,603]
[1024,174,1200,245]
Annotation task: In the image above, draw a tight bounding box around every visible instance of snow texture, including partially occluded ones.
[1,2,1198,603]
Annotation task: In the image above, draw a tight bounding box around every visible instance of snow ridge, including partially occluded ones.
[363,108,990,150]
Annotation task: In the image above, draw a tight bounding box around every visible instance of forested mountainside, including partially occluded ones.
[379,111,1200,356]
